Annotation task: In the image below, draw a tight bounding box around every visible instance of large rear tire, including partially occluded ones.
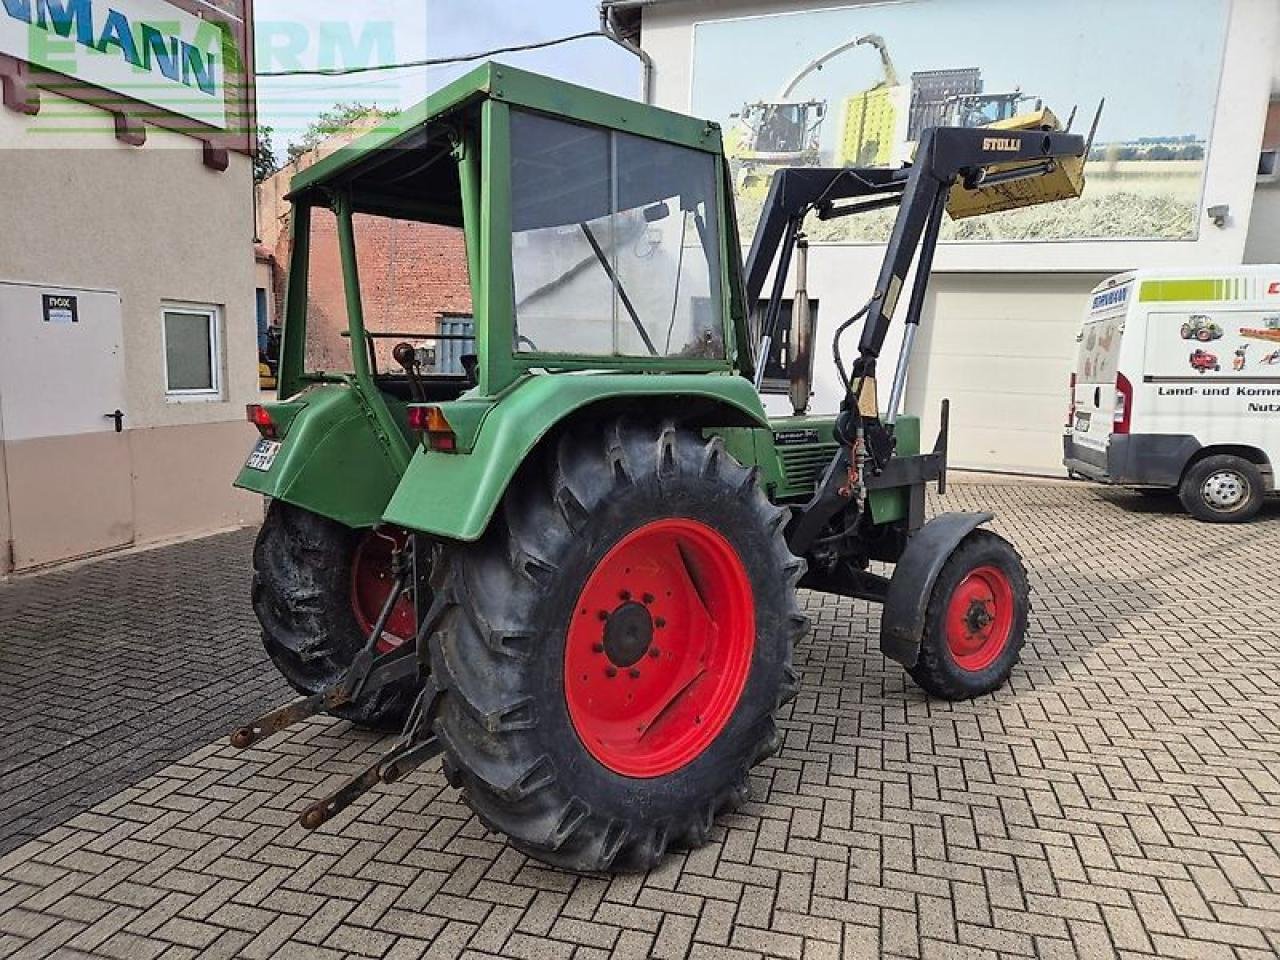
[429,419,807,872]
[251,501,420,729]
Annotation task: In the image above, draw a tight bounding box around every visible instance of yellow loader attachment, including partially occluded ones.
[946,106,1089,220]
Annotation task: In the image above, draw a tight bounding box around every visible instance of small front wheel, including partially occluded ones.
[908,530,1029,700]
[1178,455,1264,523]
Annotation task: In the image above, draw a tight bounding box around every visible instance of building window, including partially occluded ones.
[1259,150,1279,182]
[163,304,221,399]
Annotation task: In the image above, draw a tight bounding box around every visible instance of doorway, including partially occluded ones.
[0,282,134,571]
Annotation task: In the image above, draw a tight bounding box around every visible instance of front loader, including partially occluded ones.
[230,64,1088,873]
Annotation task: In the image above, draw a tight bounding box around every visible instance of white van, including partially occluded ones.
[1064,266,1280,523]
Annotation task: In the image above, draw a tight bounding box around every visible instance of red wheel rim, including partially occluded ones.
[351,531,415,654]
[944,565,1014,672]
[564,518,755,778]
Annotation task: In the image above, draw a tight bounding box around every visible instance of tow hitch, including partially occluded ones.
[229,535,442,830]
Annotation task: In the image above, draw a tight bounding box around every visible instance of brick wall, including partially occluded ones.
[256,123,473,375]
[302,212,472,372]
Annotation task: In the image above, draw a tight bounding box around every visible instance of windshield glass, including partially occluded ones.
[509,110,724,360]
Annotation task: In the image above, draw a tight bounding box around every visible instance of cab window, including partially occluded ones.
[509,110,724,360]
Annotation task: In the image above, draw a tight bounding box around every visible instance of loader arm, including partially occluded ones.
[742,124,1084,554]
[746,125,1086,405]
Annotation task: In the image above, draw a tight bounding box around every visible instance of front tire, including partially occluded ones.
[251,502,420,728]
[1178,455,1264,523]
[429,420,806,872]
[908,530,1029,701]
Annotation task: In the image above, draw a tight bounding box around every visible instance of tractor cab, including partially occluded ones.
[271,63,749,400]
[240,63,761,527]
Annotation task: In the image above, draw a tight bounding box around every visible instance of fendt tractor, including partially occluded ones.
[230,64,1092,873]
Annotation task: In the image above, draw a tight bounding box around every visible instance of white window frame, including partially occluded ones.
[162,301,222,401]
[1259,148,1279,184]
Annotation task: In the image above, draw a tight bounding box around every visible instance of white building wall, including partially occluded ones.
[0,89,260,569]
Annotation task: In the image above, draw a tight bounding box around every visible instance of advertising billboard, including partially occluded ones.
[0,0,232,129]
[691,0,1230,244]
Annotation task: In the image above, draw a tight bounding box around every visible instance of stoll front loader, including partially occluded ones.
[231,64,1088,873]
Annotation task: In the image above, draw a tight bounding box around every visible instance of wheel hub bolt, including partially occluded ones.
[597,610,609,621]
[629,668,641,679]
[605,666,618,678]
[642,593,654,604]
[649,648,660,658]
[655,617,666,629]
[593,643,604,653]
[619,590,631,601]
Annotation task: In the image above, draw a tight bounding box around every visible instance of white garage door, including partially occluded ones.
[904,273,1108,475]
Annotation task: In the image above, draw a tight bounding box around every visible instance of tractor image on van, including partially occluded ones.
[230,65,1090,872]
[1180,314,1223,342]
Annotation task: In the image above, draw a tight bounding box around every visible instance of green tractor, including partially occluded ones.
[231,64,1087,872]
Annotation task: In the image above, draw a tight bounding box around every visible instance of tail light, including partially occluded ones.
[1067,372,1077,427]
[407,405,457,452]
[1113,372,1133,434]
[246,403,276,439]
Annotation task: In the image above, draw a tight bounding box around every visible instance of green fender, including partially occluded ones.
[382,373,770,541]
[234,384,409,529]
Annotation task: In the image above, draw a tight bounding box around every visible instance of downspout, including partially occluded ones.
[600,3,654,105]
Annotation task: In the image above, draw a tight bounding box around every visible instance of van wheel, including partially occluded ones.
[1178,455,1264,523]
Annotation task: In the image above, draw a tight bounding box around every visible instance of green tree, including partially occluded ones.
[254,124,280,183]
[286,102,401,164]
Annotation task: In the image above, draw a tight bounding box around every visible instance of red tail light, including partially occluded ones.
[1067,372,1077,427]
[246,403,276,439]
[1113,372,1133,434]
[407,405,457,452]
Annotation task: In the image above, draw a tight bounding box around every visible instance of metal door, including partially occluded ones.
[0,282,133,569]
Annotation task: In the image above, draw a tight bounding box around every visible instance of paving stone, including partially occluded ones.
[0,482,1276,958]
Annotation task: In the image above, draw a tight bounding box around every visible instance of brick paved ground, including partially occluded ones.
[0,481,1277,960]
[0,530,288,856]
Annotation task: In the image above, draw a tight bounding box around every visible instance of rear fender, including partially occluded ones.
[382,373,769,541]
[234,384,408,529]
[880,511,994,668]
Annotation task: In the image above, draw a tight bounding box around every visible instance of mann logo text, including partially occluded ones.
[0,0,227,127]
[2,0,217,94]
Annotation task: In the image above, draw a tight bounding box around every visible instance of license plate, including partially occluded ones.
[245,438,281,472]
[1074,413,1091,432]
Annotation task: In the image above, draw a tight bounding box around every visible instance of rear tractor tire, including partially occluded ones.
[251,501,421,729]
[908,530,1030,701]
[1179,455,1264,523]
[429,419,807,872]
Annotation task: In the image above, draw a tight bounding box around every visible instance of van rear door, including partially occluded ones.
[1071,287,1130,457]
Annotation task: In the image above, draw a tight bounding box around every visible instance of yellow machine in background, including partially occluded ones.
[730,34,903,195]
[833,35,909,168]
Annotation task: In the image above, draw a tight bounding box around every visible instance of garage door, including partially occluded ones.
[904,272,1108,475]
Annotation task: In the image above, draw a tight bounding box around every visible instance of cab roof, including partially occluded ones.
[287,62,724,214]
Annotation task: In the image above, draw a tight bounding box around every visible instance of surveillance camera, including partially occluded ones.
[1207,204,1230,227]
